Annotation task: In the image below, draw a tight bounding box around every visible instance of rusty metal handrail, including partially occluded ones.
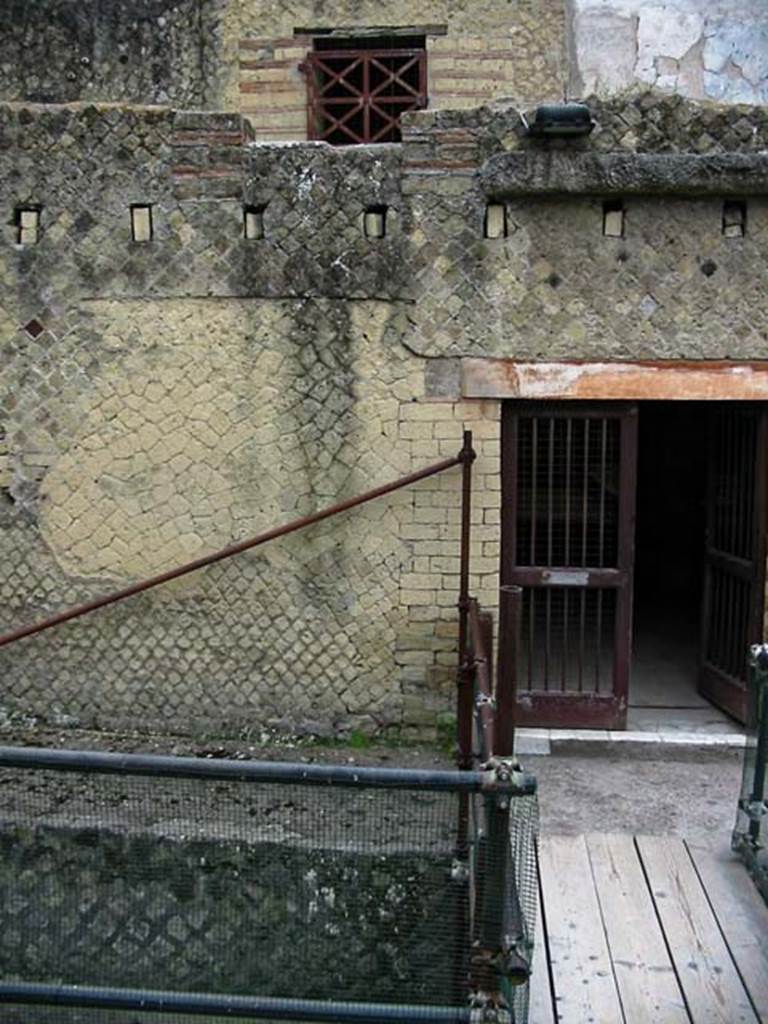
[0,437,473,651]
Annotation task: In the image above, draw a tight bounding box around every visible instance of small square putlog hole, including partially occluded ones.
[15,207,40,245]
[363,206,387,239]
[603,200,625,238]
[130,204,153,242]
[722,200,746,237]
[244,205,265,240]
[484,203,507,239]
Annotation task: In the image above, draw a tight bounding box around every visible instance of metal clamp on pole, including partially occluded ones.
[479,759,537,798]
[468,993,512,1024]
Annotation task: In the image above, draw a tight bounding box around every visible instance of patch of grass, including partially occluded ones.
[347,729,372,750]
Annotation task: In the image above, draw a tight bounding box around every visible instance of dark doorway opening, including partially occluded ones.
[632,402,745,729]
[633,403,707,711]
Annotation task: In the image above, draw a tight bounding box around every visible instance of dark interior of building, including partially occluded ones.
[632,402,709,710]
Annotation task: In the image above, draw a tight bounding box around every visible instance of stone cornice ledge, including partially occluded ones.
[479,150,768,198]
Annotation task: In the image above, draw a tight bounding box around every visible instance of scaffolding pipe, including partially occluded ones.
[0,982,472,1023]
[0,745,540,794]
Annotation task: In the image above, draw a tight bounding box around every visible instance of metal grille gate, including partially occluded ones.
[501,403,637,729]
[701,405,768,721]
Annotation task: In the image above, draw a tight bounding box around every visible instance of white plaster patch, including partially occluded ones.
[635,6,703,83]
[572,10,639,94]
[570,0,768,102]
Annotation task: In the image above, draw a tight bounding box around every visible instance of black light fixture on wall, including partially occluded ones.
[525,103,594,138]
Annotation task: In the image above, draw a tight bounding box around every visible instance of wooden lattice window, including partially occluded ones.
[305,35,427,145]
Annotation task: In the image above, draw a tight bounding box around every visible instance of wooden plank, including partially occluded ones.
[687,842,768,1020]
[529,867,555,1024]
[538,835,624,1023]
[637,836,758,1023]
[587,834,689,1023]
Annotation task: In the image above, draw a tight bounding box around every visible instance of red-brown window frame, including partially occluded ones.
[304,48,427,145]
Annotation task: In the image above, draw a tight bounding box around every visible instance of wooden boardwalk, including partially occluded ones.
[532,835,768,1023]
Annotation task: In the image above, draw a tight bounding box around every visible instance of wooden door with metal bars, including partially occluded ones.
[501,402,638,728]
[701,404,768,722]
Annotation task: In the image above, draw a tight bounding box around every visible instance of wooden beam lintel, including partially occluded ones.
[462,359,768,402]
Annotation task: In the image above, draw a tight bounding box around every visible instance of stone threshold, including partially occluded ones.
[515,727,748,757]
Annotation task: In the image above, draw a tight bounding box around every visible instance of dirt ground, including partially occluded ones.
[527,750,744,846]
[0,727,746,849]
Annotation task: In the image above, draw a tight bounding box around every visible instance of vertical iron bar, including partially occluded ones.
[595,419,607,693]
[528,588,535,691]
[613,405,638,722]
[580,417,590,691]
[701,409,715,676]
[565,418,572,566]
[562,590,568,693]
[596,590,603,693]
[547,418,554,567]
[496,585,522,757]
[457,429,476,770]
[363,55,370,143]
[545,421,554,689]
[454,430,475,1007]
[578,589,585,693]
[563,419,572,692]
[531,418,538,564]
[738,416,747,559]
[582,418,590,567]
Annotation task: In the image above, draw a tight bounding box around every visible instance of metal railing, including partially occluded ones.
[0,745,536,1023]
[0,434,476,743]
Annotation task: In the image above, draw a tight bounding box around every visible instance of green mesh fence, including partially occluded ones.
[0,749,538,1024]
[732,645,768,903]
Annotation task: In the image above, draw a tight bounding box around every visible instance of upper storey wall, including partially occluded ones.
[232,0,567,137]
[2,1,766,131]
[0,1,568,122]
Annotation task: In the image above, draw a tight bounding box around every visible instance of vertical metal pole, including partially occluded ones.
[748,646,768,846]
[458,429,476,770]
[453,430,475,1007]
[496,585,523,758]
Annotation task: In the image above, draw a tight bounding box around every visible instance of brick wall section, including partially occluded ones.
[171,112,248,200]
[396,399,501,728]
[239,35,311,141]
[427,34,562,110]
[236,11,565,142]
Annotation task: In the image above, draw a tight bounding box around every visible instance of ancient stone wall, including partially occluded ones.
[0,0,229,108]
[2,91,768,739]
[0,774,459,1015]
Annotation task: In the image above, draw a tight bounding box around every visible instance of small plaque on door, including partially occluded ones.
[543,570,590,586]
